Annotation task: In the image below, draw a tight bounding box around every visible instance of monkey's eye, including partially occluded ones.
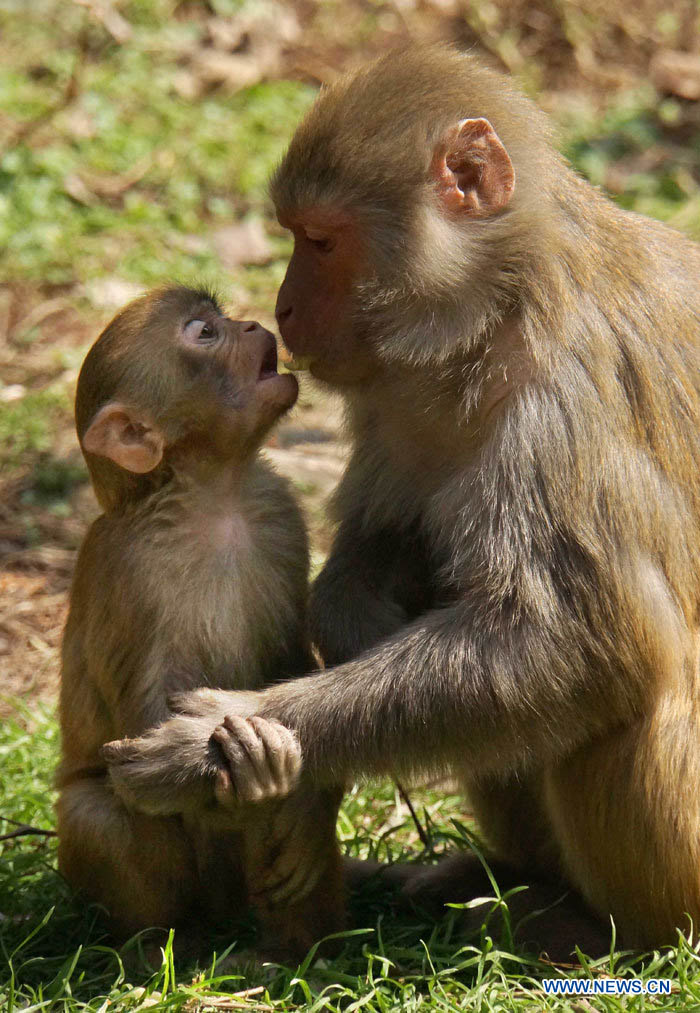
[305,231,335,254]
[184,319,217,343]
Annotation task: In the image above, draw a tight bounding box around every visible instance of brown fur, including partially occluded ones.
[108,47,700,954]
[57,287,344,959]
[270,46,700,951]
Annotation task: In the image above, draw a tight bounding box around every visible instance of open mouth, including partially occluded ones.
[258,342,278,381]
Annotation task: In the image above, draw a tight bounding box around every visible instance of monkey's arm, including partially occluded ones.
[118,480,671,791]
[104,700,301,818]
[255,591,634,783]
[257,388,686,784]
[310,519,414,665]
[114,390,686,791]
[103,708,233,817]
[96,649,238,816]
[106,537,669,793]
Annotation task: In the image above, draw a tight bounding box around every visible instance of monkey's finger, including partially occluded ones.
[266,798,304,846]
[211,725,264,802]
[213,768,236,808]
[222,715,274,791]
[247,716,299,793]
[259,821,314,885]
[252,858,303,901]
[249,719,301,790]
[261,857,322,906]
[268,720,303,785]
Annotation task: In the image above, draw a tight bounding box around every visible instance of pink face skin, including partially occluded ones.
[181,307,297,406]
[273,210,376,386]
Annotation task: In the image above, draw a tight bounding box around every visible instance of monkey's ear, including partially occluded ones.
[431,117,515,216]
[82,403,165,473]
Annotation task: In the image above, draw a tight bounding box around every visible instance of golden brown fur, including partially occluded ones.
[268,47,700,951]
[108,49,700,953]
[57,287,344,959]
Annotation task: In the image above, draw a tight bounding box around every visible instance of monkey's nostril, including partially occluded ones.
[242,321,258,333]
[277,305,293,325]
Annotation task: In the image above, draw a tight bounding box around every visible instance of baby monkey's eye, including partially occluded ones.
[184,319,217,343]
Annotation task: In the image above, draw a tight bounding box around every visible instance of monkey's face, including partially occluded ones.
[77,288,299,500]
[271,48,518,379]
[174,302,299,452]
[274,209,379,387]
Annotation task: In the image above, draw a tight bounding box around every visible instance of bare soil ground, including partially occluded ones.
[0,376,347,715]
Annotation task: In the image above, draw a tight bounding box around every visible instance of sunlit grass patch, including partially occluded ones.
[2,708,700,1011]
[0,4,313,289]
[0,388,71,468]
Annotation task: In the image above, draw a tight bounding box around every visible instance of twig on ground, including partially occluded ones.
[184,985,272,1010]
[1,19,90,153]
[74,0,132,44]
[8,297,71,344]
[395,780,430,850]
[0,816,57,842]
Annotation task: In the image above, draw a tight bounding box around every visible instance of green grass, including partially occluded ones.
[0,0,313,481]
[560,86,700,236]
[0,0,312,289]
[0,389,72,468]
[4,1,700,1009]
[3,707,700,1012]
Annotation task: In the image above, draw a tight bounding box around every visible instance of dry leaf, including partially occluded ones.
[212,218,273,268]
[180,1,301,97]
[651,50,700,102]
[75,0,133,44]
[83,278,144,310]
[0,384,26,403]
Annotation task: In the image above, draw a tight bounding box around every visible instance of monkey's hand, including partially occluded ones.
[102,687,260,817]
[102,710,229,817]
[211,715,301,807]
[245,786,342,909]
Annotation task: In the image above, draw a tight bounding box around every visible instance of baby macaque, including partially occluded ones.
[56,286,344,961]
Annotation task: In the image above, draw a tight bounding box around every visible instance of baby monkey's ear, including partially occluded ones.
[82,403,165,473]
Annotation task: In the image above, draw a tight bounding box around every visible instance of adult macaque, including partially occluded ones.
[107,47,700,953]
[56,286,344,960]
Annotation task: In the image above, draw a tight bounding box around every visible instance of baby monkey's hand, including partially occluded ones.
[245,785,343,909]
[211,715,301,806]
